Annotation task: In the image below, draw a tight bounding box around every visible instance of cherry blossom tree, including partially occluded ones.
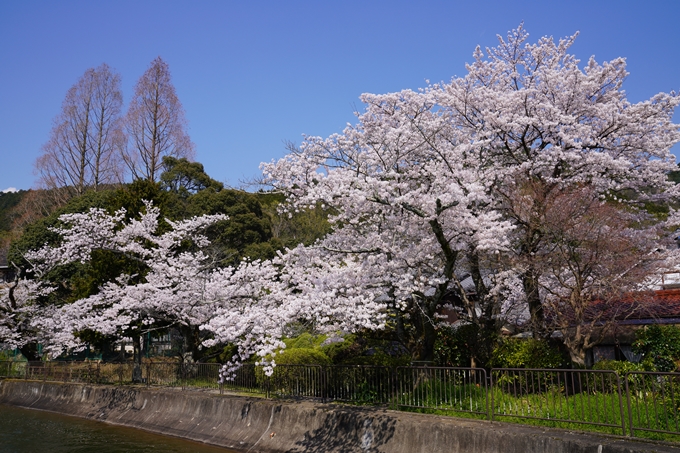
[434,25,680,336]
[22,202,225,378]
[202,245,389,376]
[529,186,675,365]
[262,25,680,364]
[15,201,383,379]
[0,275,56,359]
[262,89,516,363]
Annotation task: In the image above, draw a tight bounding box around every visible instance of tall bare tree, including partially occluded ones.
[122,57,195,182]
[35,64,124,196]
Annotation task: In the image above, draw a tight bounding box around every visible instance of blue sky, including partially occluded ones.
[1,0,679,192]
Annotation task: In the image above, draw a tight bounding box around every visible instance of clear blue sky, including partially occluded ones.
[1,0,679,192]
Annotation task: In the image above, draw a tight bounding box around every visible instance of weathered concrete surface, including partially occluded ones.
[1,379,679,453]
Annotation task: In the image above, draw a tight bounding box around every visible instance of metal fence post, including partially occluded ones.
[489,369,495,421]
[624,372,634,437]
[614,373,626,436]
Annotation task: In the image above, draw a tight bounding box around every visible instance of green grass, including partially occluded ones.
[393,379,680,442]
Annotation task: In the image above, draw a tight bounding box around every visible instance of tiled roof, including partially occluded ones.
[630,289,680,320]
[544,289,680,326]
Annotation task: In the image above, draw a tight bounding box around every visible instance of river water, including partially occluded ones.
[0,404,239,453]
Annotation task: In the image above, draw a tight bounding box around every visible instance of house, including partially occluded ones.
[587,287,680,366]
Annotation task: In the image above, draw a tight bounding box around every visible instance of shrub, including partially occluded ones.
[591,359,659,394]
[434,324,497,368]
[633,325,680,372]
[255,348,331,388]
[273,348,330,366]
[320,334,410,367]
[489,338,565,369]
[284,332,327,350]
[592,359,649,374]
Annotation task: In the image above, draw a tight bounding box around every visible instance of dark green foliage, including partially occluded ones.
[187,189,273,263]
[433,324,498,368]
[158,159,282,264]
[489,338,566,369]
[633,325,680,372]
[0,190,26,232]
[110,179,172,223]
[258,194,332,248]
[203,343,239,364]
[668,164,680,185]
[160,156,223,197]
[643,200,670,220]
[68,249,146,301]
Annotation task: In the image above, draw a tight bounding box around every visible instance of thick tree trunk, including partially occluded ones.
[417,317,436,363]
[522,267,544,338]
[567,346,587,368]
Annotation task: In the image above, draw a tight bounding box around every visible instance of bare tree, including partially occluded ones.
[35,64,124,195]
[89,67,125,190]
[534,186,667,366]
[122,57,195,182]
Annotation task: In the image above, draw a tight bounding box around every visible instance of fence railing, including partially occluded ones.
[624,371,680,438]
[397,366,488,416]
[491,368,626,435]
[2,361,679,441]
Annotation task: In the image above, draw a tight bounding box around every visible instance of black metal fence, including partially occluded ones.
[624,371,680,438]
[2,361,679,440]
[490,368,626,434]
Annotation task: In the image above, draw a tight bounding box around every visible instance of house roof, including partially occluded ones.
[543,288,680,327]
[630,289,680,321]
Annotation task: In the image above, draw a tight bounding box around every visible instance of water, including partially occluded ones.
[0,404,239,453]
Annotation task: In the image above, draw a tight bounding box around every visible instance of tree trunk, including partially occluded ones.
[522,267,544,338]
[132,335,143,383]
[567,346,587,368]
[417,317,436,363]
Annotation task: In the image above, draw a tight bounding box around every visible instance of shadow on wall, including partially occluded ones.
[290,410,397,453]
[89,387,141,418]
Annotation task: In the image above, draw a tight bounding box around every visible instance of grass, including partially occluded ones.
[393,378,680,442]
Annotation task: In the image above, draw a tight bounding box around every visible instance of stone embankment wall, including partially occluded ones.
[1,379,679,453]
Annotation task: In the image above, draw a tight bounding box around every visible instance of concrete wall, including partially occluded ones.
[1,379,679,453]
